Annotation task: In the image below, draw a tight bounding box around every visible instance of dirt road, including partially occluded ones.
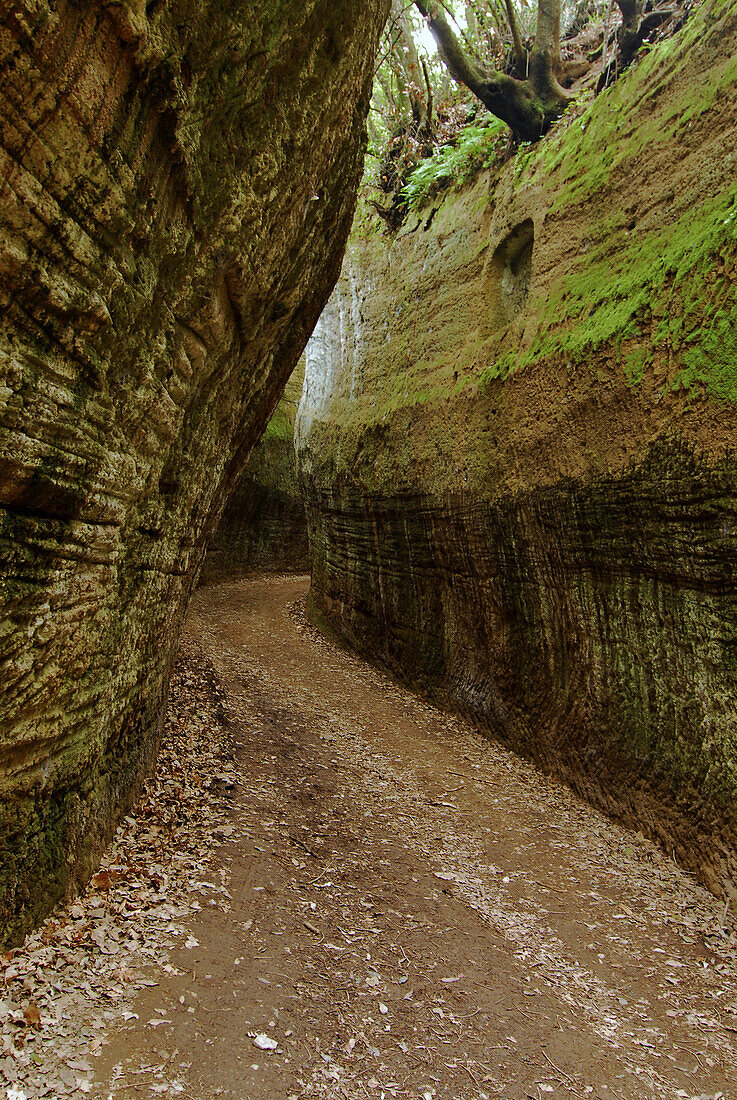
[88,574,737,1100]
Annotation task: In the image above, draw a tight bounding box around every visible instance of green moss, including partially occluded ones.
[674,297,737,401]
[623,343,650,387]
[401,118,508,212]
[491,113,737,394]
[262,409,293,441]
[479,349,517,386]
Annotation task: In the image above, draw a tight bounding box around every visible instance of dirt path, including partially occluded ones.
[30,575,737,1099]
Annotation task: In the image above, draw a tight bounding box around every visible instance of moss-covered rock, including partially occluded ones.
[202,361,309,581]
[298,0,737,901]
[0,0,389,945]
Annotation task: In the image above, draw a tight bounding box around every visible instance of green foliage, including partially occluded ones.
[675,295,737,403]
[262,409,294,442]
[479,0,737,403]
[401,119,507,211]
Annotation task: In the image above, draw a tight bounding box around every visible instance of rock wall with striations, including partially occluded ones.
[298,0,737,901]
[201,360,309,582]
[0,0,389,945]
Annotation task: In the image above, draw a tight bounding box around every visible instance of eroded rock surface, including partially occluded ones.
[201,361,308,583]
[0,0,389,944]
[298,1,737,901]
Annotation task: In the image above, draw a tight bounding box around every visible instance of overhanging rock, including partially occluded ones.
[0,0,389,945]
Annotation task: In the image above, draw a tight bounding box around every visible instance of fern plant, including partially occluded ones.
[401,118,508,211]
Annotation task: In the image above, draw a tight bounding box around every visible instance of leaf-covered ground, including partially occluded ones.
[3,574,737,1099]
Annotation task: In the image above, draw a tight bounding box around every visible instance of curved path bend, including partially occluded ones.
[96,574,737,1100]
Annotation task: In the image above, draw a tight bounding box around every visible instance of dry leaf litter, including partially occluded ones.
[0,640,240,1099]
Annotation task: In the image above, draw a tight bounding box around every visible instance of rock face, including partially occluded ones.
[0,0,389,945]
[298,1,737,901]
[201,361,309,582]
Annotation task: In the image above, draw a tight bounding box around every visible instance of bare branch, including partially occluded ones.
[414,0,497,95]
[504,0,527,72]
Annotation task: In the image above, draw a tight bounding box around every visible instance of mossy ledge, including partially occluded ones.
[298,0,737,901]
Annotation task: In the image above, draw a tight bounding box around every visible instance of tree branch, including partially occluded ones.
[414,0,570,141]
[414,0,497,98]
[536,0,562,74]
[503,0,527,73]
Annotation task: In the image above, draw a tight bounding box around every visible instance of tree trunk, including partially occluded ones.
[503,0,527,75]
[390,0,433,141]
[616,0,644,64]
[529,0,569,109]
[537,0,563,75]
[415,0,570,142]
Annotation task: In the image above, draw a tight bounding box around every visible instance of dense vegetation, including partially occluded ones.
[366,0,692,225]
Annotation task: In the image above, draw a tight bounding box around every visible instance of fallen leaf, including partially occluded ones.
[23,1002,41,1029]
[65,1057,92,1072]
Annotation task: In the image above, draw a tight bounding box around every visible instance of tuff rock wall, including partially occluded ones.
[201,360,309,582]
[298,0,737,901]
[0,0,389,944]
